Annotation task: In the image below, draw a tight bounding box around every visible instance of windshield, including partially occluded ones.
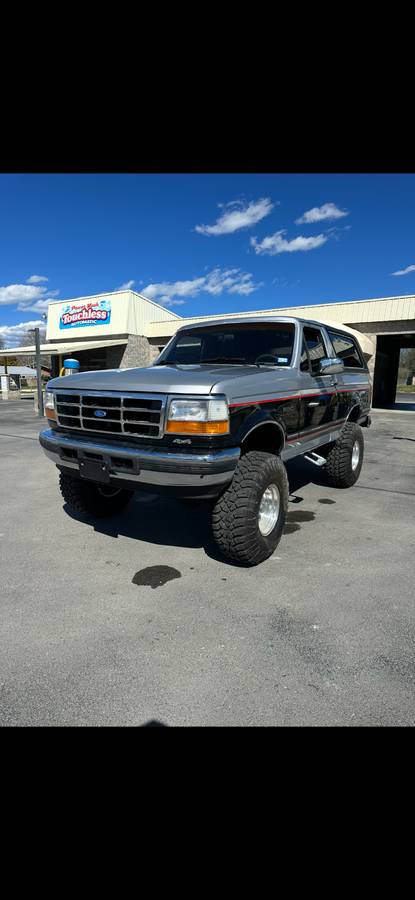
[156,323,295,367]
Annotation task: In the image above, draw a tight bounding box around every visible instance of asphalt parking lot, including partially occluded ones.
[1,398,414,726]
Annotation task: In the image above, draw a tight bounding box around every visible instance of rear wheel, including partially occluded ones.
[59,472,134,517]
[324,422,364,488]
[212,451,289,566]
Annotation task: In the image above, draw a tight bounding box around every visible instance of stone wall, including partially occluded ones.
[119,335,154,369]
[149,343,162,363]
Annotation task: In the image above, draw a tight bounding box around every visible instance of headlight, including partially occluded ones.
[166,398,229,434]
[45,390,57,420]
[45,390,55,410]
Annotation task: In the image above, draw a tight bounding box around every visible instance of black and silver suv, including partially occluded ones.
[40,316,371,565]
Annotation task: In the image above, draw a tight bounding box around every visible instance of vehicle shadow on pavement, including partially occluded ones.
[140,719,168,727]
[286,455,328,494]
[62,456,326,566]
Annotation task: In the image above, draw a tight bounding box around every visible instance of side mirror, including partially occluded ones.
[319,357,344,376]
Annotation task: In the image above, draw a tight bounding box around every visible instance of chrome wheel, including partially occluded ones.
[258,483,280,536]
[351,441,360,471]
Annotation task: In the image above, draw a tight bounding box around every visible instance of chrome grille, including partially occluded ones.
[55,390,167,439]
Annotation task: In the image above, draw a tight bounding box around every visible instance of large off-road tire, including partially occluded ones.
[59,472,134,517]
[211,451,289,566]
[324,422,364,488]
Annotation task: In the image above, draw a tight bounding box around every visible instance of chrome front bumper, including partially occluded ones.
[39,428,240,488]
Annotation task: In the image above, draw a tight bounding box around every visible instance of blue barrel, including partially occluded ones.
[63,359,80,370]
[62,358,80,376]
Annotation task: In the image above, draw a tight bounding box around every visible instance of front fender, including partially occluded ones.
[230,406,287,449]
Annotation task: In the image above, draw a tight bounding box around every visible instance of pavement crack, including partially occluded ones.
[355,485,415,497]
[0,432,40,441]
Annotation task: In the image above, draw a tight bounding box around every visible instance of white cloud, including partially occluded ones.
[272,276,301,288]
[325,225,351,241]
[18,296,58,313]
[195,197,274,236]
[143,277,206,305]
[117,280,135,290]
[0,284,49,306]
[295,202,349,224]
[250,230,327,255]
[26,274,49,284]
[0,319,44,347]
[0,282,59,314]
[391,264,415,276]
[158,299,186,307]
[142,267,263,306]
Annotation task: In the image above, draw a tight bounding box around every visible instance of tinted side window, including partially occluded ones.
[300,337,310,372]
[328,331,364,368]
[303,327,326,375]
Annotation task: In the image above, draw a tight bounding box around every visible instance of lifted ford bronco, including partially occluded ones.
[40,316,371,566]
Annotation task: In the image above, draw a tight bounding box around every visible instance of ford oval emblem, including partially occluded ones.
[94,409,107,418]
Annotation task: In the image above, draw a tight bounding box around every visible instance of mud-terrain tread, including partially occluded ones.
[212,451,289,566]
[59,472,133,517]
[324,422,364,488]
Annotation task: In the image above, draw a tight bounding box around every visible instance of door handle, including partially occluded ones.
[307,401,319,407]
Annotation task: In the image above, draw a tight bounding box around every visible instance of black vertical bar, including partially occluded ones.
[35,327,44,417]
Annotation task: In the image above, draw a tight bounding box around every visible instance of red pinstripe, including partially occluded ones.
[229,386,368,409]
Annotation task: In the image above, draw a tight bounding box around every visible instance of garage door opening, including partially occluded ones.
[372,333,415,410]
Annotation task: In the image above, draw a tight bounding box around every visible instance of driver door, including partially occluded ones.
[298,326,339,435]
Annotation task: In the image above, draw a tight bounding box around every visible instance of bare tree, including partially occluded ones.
[17,329,51,370]
[398,348,415,385]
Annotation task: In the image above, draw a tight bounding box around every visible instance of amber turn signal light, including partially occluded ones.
[45,408,57,421]
[166,420,229,435]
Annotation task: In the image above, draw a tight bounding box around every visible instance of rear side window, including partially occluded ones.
[328,331,364,369]
[300,337,310,372]
[302,327,327,375]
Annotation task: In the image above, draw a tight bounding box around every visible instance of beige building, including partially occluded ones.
[1,289,415,407]
[0,290,179,376]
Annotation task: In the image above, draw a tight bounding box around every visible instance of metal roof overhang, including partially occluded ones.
[0,339,127,358]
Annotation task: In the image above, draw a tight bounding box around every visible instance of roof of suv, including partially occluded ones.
[174,315,375,358]
[175,316,313,331]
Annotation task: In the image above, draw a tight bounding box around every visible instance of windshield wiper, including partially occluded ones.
[154,356,248,366]
[200,357,247,364]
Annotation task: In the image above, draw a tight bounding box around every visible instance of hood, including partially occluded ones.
[48,364,261,394]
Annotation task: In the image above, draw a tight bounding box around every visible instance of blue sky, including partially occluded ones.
[1,173,415,345]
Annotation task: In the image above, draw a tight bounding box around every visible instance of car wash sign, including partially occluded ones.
[59,299,111,330]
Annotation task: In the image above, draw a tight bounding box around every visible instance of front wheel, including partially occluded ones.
[211,451,289,566]
[59,472,134,517]
[324,422,364,488]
